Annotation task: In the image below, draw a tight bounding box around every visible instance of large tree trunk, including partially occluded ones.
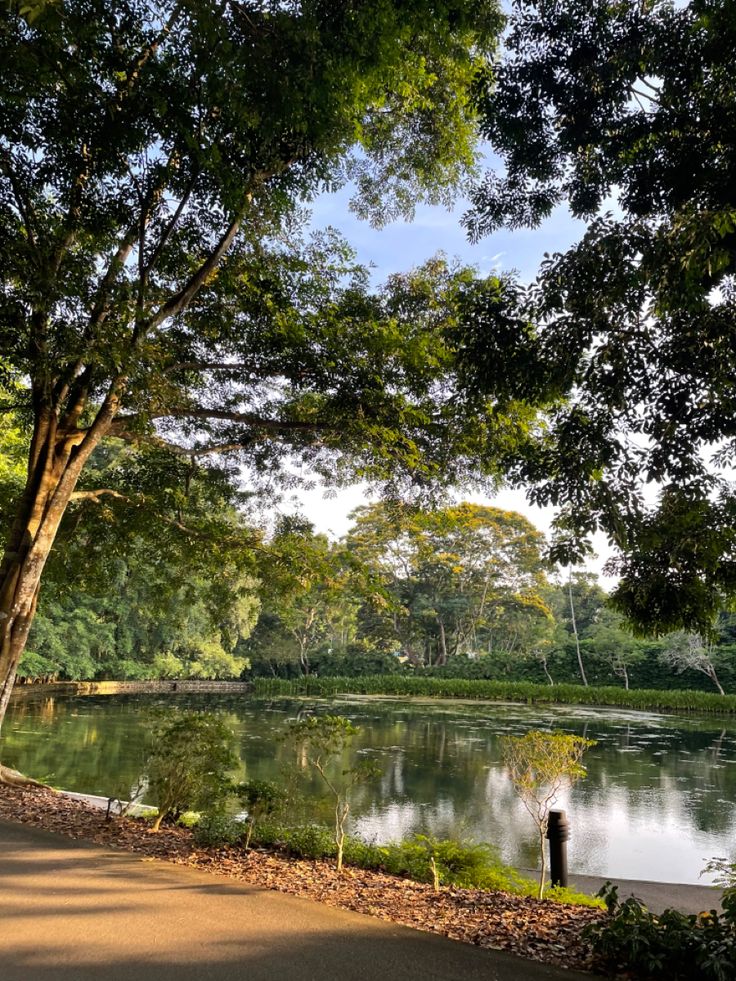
[0,391,118,740]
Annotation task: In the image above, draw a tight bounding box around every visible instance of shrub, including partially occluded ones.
[146,712,238,831]
[238,780,289,849]
[193,811,245,848]
[584,883,736,980]
[287,824,340,860]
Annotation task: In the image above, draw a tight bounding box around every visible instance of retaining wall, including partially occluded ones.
[10,679,251,700]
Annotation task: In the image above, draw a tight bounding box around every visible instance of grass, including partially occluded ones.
[252,675,736,715]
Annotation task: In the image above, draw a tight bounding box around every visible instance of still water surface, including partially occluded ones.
[4,693,736,884]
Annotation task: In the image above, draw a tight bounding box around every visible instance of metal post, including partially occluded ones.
[546,809,570,888]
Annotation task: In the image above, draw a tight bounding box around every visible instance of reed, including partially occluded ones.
[252,675,736,715]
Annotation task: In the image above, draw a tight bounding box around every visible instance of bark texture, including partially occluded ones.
[0,386,120,734]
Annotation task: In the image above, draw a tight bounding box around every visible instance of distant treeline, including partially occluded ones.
[17,501,736,696]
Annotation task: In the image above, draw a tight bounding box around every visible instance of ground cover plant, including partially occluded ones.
[252,675,736,716]
[245,821,602,908]
[584,883,736,981]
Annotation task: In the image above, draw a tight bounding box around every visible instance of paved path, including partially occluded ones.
[566,872,723,916]
[515,867,724,916]
[0,821,590,981]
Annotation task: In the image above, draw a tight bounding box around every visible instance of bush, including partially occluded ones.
[146,712,238,831]
[193,811,245,848]
[584,883,736,980]
[276,824,337,860]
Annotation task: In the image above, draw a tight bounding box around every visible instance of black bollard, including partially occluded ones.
[546,809,570,888]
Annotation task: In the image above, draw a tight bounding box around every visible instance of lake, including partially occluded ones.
[3,692,736,884]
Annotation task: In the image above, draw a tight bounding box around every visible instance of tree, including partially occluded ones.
[146,712,238,832]
[501,729,594,899]
[463,0,736,636]
[547,573,606,688]
[347,501,551,666]
[584,607,645,691]
[0,0,537,742]
[285,715,380,874]
[246,518,360,676]
[238,779,288,851]
[660,631,726,696]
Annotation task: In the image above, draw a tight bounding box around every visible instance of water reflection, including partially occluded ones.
[3,693,736,883]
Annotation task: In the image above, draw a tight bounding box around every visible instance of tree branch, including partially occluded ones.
[120,5,182,99]
[0,149,39,259]
[163,361,260,375]
[111,408,337,435]
[142,171,199,280]
[69,489,129,503]
[142,202,249,336]
[110,428,259,458]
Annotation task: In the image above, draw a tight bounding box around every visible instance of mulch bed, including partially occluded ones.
[0,784,604,973]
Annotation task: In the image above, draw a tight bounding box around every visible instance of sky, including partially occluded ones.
[284,173,615,584]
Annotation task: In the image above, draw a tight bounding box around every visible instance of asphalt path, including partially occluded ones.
[0,820,592,981]
[566,872,723,916]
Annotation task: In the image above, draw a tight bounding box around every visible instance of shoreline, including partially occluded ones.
[0,783,602,974]
[12,678,736,721]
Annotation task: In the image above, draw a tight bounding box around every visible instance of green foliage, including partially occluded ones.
[502,730,595,898]
[253,675,736,716]
[192,811,245,849]
[18,537,258,681]
[584,883,736,981]
[245,520,360,677]
[238,779,289,849]
[250,821,602,907]
[280,824,337,862]
[703,858,736,909]
[346,501,553,668]
[379,835,520,893]
[146,713,238,832]
[465,0,736,633]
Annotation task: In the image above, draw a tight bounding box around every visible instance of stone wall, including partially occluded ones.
[10,679,251,699]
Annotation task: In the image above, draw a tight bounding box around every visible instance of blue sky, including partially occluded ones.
[290,174,614,583]
[309,183,586,287]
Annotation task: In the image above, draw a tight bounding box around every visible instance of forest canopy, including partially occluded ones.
[3,0,736,734]
[464,0,736,635]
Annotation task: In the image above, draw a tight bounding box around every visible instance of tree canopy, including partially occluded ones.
[464,0,736,635]
[0,0,537,730]
[346,501,551,666]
